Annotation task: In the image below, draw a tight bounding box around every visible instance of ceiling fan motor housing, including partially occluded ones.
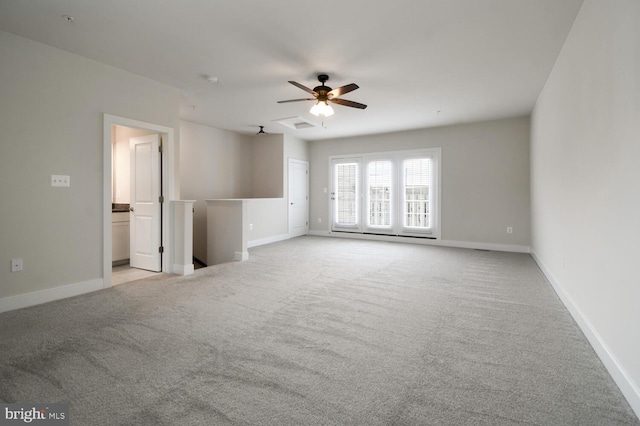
[314,74,331,101]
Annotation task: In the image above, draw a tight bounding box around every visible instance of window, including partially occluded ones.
[331,148,440,238]
[367,161,392,227]
[403,158,430,229]
[333,161,359,227]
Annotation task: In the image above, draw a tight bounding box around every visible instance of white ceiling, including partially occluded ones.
[0,0,583,141]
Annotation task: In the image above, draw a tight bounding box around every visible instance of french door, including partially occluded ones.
[331,149,440,238]
[331,159,361,230]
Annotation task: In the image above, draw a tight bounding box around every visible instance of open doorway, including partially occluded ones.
[111,127,161,285]
[103,114,176,289]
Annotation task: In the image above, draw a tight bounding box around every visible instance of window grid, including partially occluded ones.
[335,163,358,225]
[331,150,438,237]
[404,158,430,228]
[367,161,392,227]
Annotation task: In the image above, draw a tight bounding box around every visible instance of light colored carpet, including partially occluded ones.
[1,236,637,425]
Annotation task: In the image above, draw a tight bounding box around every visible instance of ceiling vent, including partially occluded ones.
[272,116,318,130]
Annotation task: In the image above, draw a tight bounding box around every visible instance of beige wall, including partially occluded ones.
[179,122,310,262]
[309,116,531,247]
[179,120,253,261]
[0,31,180,299]
[251,134,283,198]
[530,0,640,414]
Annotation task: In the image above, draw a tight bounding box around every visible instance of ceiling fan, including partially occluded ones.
[277,74,367,117]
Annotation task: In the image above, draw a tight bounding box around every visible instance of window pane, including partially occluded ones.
[367,161,392,227]
[335,163,358,225]
[403,158,430,228]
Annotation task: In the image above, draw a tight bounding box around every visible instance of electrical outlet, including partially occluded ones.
[249,223,253,230]
[11,258,23,272]
[51,175,70,187]
[506,226,513,234]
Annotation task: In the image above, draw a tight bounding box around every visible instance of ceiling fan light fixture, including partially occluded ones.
[310,100,334,117]
[278,74,365,116]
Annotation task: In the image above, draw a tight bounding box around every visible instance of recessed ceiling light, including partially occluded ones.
[206,76,219,84]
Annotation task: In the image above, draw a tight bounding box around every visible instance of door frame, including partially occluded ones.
[103,114,176,288]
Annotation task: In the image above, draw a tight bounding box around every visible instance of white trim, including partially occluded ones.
[309,230,529,253]
[172,264,195,275]
[248,233,290,249]
[437,239,529,253]
[170,200,196,276]
[531,252,640,419]
[103,114,177,289]
[234,251,249,261]
[0,279,103,314]
[329,147,442,239]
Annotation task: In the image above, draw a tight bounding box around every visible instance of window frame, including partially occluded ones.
[329,148,441,239]
[365,159,394,232]
[331,158,362,231]
[400,155,434,235]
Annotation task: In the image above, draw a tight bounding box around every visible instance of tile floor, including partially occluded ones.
[111,265,161,286]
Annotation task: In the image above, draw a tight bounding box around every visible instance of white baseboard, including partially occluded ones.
[308,230,330,237]
[247,233,290,249]
[308,230,530,253]
[438,239,530,253]
[234,251,249,261]
[0,278,104,314]
[531,251,640,419]
[172,263,194,276]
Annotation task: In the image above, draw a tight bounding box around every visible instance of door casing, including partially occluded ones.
[103,114,176,288]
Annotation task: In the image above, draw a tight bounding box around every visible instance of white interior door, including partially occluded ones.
[130,134,161,271]
[288,159,309,237]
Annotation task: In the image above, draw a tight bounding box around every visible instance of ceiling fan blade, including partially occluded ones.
[277,98,316,103]
[288,81,318,96]
[328,83,359,98]
[330,98,367,109]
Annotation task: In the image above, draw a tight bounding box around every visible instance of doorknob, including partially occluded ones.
[129,207,134,212]
[290,202,294,205]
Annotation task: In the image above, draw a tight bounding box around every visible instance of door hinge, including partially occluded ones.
[159,144,163,153]
[159,246,164,253]
[159,196,164,203]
